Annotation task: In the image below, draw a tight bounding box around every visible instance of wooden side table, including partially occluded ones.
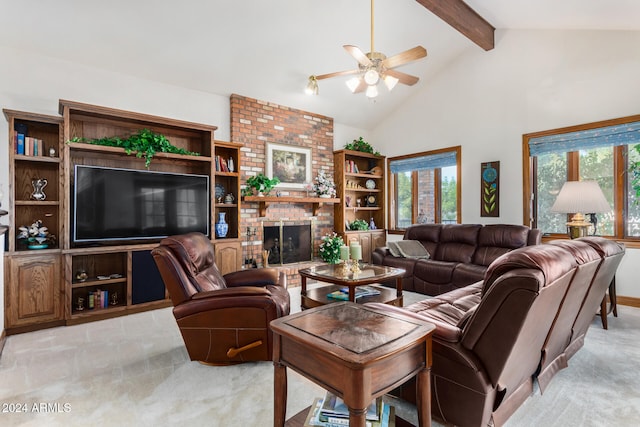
[271,302,435,427]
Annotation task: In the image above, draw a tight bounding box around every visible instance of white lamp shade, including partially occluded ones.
[365,84,378,99]
[383,74,399,91]
[550,181,611,214]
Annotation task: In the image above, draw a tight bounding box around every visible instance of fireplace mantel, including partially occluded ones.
[243,196,340,217]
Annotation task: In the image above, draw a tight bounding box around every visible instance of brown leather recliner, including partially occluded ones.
[151,232,290,365]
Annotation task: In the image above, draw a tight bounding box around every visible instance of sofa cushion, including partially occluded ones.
[434,224,481,263]
[414,259,457,284]
[452,263,487,288]
[387,241,402,257]
[482,243,578,296]
[394,240,431,259]
[472,224,534,266]
[404,224,442,257]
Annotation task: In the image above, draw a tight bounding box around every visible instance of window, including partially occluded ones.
[388,146,461,233]
[523,115,640,245]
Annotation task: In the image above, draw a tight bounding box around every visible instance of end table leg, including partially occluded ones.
[274,362,287,427]
[416,366,431,427]
[348,407,367,427]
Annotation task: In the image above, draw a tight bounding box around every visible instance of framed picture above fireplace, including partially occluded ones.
[266,143,312,189]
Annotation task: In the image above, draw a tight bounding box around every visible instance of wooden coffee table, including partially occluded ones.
[271,302,435,427]
[299,263,405,310]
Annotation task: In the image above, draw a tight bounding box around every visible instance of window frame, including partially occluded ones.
[522,114,640,248]
[387,146,462,234]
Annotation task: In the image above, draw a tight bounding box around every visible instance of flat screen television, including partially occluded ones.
[73,165,210,244]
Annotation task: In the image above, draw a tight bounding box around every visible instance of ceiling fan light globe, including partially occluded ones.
[346,77,361,93]
[365,85,379,99]
[383,74,399,91]
[305,76,319,95]
[363,69,380,85]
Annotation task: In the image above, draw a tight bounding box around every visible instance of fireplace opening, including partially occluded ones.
[262,220,313,265]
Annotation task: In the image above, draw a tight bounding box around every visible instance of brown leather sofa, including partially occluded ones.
[151,232,290,365]
[368,236,625,427]
[372,224,541,295]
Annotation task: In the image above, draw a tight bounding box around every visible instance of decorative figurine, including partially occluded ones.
[30,178,47,201]
[76,270,88,282]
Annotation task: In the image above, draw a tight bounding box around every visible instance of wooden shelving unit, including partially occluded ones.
[2,100,241,333]
[333,149,387,263]
[213,140,243,274]
[3,109,64,332]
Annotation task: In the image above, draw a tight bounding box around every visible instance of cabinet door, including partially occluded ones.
[371,231,386,254]
[6,254,62,327]
[214,241,242,275]
[359,233,373,264]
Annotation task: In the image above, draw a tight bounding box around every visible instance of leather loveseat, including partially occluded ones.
[368,236,625,427]
[372,224,541,296]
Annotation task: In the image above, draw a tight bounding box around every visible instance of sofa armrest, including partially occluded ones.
[224,268,281,287]
[365,302,462,343]
[192,286,271,300]
[372,247,390,265]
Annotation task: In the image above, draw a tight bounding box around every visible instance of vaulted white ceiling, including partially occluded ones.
[1,0,639,130]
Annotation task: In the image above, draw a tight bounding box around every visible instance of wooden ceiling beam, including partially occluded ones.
[416,0,495,51]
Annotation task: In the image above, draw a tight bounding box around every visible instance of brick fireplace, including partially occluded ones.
[230,94,335,287]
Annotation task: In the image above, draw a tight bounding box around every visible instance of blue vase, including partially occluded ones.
[215,212,229,238]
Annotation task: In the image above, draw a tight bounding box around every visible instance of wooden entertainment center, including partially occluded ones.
[3,100,242,334]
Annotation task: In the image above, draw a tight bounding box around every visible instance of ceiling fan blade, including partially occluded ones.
[382,46,427,69]
[315,69,360,81]
[385,69,420,86]
[353,78,368,93]
[344,45,372,66]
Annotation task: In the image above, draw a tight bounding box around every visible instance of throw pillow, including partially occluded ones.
[387,241,402,257]
[395,240,431,259]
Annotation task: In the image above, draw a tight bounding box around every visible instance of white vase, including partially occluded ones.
[319,194,331,198]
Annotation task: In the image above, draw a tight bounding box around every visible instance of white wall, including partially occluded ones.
[372,29,640,298]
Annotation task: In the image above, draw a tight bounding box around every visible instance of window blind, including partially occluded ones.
[528,121,640,156]
[389,151,457,174]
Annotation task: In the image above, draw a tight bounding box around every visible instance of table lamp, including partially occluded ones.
[550,181,611,238]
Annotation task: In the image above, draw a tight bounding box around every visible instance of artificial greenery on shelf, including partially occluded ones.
[67,129,199,167]
[348,218,370,231]
[344,137,380,156]
[243,173,280,196]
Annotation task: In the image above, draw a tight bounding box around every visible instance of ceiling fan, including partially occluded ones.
[306,0,427,99]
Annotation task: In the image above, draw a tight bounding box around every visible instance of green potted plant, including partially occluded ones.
[344,137,380,156]
[318,232,344,264]
[243,173,280,196]
[347,219,370,231]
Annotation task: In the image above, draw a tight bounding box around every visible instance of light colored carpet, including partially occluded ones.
[0,287,639,426]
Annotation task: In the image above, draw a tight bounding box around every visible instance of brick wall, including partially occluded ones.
[230,94,335,286]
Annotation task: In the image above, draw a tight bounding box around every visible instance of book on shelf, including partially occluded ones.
[327,285,381,301]
[215,155,229,172]
[320,391,380,421]
[304,393,394,427]
[15,134,45,156]
[16,133,25,155]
